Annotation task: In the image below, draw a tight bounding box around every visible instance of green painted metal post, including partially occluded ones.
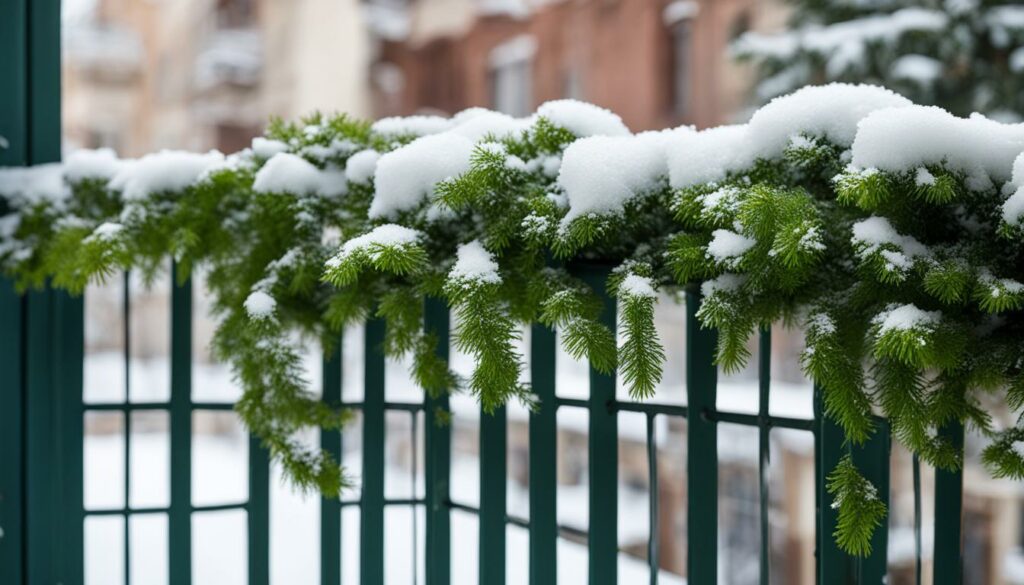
[758,328,771,585]
[933,421,964,585]
[579,265,617,585]
[480,406,507,585]
[686,288,718,585]
[249,436,271,585]
[852,419,891,583]
[362,317,386,584]
[529,323,558,585]
[55,291,85,583]
[24,290,55,584]
[322,340,343,585]
[0,280,24,585]
[424,299,451,585]
[169,273,193,585]
[0,1,30,578]
[816,386,853,584]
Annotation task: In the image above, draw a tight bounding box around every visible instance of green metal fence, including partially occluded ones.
[0,1,968,582]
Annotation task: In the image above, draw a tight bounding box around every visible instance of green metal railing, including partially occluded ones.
[0,1,968,581]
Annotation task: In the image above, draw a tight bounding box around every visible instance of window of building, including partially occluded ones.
[216,0,256,29]
[669,20,692,118]
[489,35,536,117]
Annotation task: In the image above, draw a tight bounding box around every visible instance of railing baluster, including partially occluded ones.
[530,323,557,585]
[362,317,387,584]
[815,385,851,583]
[322,340,343,585]
[646,413,659,585]
[933,421,964,585]
[686,288,717,585]
[913,453,921,585]
[852,418,890,583]
[248,435,270,585]
[581,265,617,585]
[480,405,507,584]
[0,278,25,585]
[424,299,451,585]
[758,328,771,585]
[169,271,192,585]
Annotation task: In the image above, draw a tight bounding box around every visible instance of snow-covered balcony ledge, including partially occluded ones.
[193,28,264,91]
[63,24,144,81]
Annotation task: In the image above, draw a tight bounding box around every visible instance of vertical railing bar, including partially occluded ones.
[361,317,387,585]
[685,287,718,585]
[0,277,26,585]
[758,327,771,585]
[56,287,85,582]
[479,404,507,585]
[646,413,659,585]
[933,421,964,585]
[852,417,891,583]
[423,299,451,585]
[529,322,557,585]
[247,432,270,585]
[322,340,343,585]
[123,271,132,585]
[815,384,851,584]
[580,264,618,585]
[913,453,921,585]
[168,266,192,585]
[411,410,419,585]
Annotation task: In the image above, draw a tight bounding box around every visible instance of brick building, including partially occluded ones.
[370,0,788,130]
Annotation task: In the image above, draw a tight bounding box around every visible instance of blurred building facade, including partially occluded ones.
[63,0,372,157]
[370,0,788,130]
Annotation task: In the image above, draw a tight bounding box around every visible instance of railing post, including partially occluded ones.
[816,385,852,584]
[424,299,451,585]
[579,265,618,585]
[530,323,558,585]
[0,279,24,585]
[933,421,964,585]
[852,419,891,583]
[686,288,717,585]
[480,405,507,584]
[169,271,193,585]
[361,317,386,584]
[248,435,270,585]
[322,340,343,585]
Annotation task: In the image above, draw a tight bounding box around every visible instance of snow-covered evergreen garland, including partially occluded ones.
[2,84,1023,556]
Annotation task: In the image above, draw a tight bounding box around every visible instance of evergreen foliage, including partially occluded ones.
[3,85,1023,556]
[735,0,1024,119]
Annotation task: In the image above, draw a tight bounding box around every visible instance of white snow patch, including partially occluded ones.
[244,290,276,319]
[1001,152,1024,226]
[619,274,656,299]
[872,303,940,334]
[668,84,910,188]
[557,130,684,222]
[371,115,451,138]
[110,150,225,200]
[851,216,929,259]
[914,167,936,187]
[707,229,756,262]
[65,148,122,182]
[345,149,381,185]
[851,106,1024,188]
[336,224,422,260]
[370,133,475,219]
[536,99,630,137]
[891,54,943,84]
[252,137,289,159]
[252,153,347,197]
[449,240,501,285]
[0,163,69,204]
